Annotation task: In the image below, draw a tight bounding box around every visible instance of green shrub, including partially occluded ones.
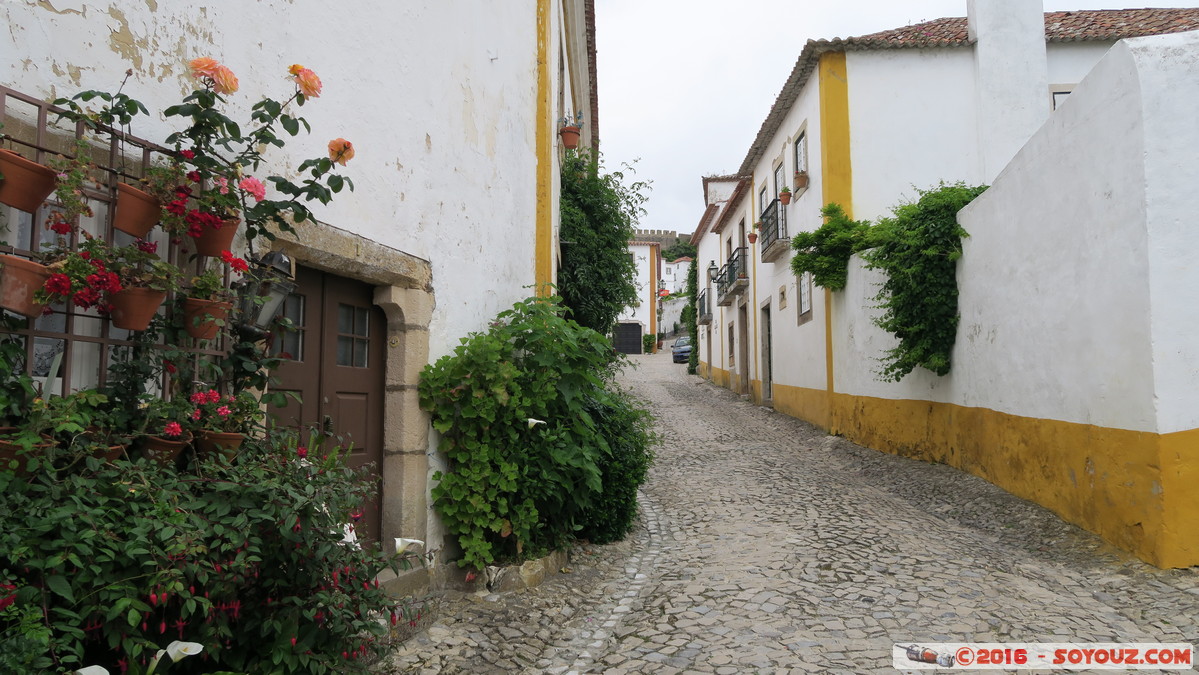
[0,430,420,674]
[641,333,656,354]
[789,203,875,291]
[419,296,655,569]
[576,388,656,544]
[863,182,987,381]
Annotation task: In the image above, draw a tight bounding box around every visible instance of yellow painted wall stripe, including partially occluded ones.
[534,0,553,294]
[818,51,851,429]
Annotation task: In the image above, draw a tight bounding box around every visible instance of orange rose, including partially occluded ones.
[189,57,220,79]
[294,68,322,98]
[288,64,305,76]
[327,138,354,166]
[211,65,239,95]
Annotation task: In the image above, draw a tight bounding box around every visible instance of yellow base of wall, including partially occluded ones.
[829,393,1199,569]
[704,376,1199,568]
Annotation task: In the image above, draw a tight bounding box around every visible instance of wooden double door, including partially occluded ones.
[270,266,386,543]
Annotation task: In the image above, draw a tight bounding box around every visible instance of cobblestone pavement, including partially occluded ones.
[383,352,1199,674]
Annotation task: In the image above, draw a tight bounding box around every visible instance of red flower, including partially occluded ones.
[297,446,308,459]
[220,250,250,273]
[73,287,101,308]
[163,421,183,438]
[136,239,159,254]
[44,273,72,296]
[180,149,196,159]
[163,359,177,374]
[186,170,202,183]
[48,218,72,235]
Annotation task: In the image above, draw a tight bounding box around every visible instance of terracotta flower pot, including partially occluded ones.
[0,254,51,317]
[193,218,240,257]
[0,149,57,213]
[0,428,55,476]
[93,444,126,464]
[559,125,581,150]
[779,191,792,205]
[181,298,232,340]
[794,172,810,190]
[109,287,166,331]
[748,232,758,244]
[196,430,244,462]
[113,182,161,238]
[140,433,190,469]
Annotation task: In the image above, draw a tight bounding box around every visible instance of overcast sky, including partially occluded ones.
[594,0,1199,237]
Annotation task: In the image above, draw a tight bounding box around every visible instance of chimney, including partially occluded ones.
[968,0,1050,180]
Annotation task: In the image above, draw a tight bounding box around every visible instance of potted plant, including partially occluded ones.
[53,73,159,237]
[45,137,96,235]
[0,135,57,213]
[137,395,195,468]
[794,169,809,190]
[779,186,792,205]
[179,251,245,340]
[558,111,583,150]
[161,58,356,256]
[748,221,761,244]
[189,387,262,460]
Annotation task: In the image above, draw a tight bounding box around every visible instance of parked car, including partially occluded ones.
[671,336,692,363]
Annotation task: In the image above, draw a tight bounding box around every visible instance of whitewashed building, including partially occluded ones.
[614,240,660,353]
[692,2,1199,567]
[0,0,598,588]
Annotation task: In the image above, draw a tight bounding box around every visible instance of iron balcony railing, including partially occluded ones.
[697,288,711,324]
[715,246,749,303]
[759,198,786,252]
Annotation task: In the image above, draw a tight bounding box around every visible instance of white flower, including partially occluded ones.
[75,668,110,675]
[526,418,547,429]
[164,641,204,662]
[395,537,425,554]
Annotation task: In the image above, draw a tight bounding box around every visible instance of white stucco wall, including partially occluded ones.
[846,48,982,221]
[832,31,1199,435]
[0,0,553,360]
[618,242,656,335]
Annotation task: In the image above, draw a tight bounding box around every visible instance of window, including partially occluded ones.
[797,272,813,325]
[336,303,371,368]
[778,285,788,310]
[759,185,769,214]
[773,164,785,199]
[794,131,808,175]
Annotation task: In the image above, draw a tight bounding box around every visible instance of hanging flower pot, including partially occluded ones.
[794,171,810,190]
[196,430,244,462]
[0,149,57,213]
[109,286,166,331]
[139,433,191,469]
[779,189,792,205]
[559,125,581,150]
[0,255,51,317]
[113,182,161,238]
[181,297,233,340]
[192,218,241,257]
[748,232,758,244]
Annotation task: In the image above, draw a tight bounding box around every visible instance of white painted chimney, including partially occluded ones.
[968,0,1050,180]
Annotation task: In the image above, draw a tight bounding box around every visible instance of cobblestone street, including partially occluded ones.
[385,351,1199,674]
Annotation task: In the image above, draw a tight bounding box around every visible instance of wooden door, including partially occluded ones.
[270,266,385,543]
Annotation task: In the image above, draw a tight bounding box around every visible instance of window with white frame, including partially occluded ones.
[773,164,785,199]
[797,272,813,325]
[793,131,808,188]
[759,184,769,214]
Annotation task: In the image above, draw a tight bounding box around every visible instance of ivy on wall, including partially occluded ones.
[864,182,988,381]
[789,203,874,291]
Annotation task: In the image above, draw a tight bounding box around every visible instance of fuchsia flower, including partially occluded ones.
[163,422,183,438]
[216,405,232,417]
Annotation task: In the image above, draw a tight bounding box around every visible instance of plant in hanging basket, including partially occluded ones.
[794,170,810,190]
[779,186,792,205]
[44,137,96,236]
[0,145,58,213]
[188,387,262,436]
[558,110,583,150]
[179,253,244,339]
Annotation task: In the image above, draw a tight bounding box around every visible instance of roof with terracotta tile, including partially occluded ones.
[737,8,1199,175]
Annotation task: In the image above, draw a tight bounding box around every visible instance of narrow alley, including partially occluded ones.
[386,352,1199,674]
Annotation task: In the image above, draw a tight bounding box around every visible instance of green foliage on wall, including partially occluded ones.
[418,296,656,570]
[558,152,651,334]
[684,259,699,374]
[863,182,988,381]
[661,241,697,262]
[789,203,875,291]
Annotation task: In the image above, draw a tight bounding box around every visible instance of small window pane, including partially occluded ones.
[354,307,368,337]
[337,336,353,366]
[353,338,368,368]
[338,304,353,333]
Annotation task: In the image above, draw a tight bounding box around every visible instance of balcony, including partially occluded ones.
[697,288,712,325]
[759,198,789,263]
[715,246,749,306]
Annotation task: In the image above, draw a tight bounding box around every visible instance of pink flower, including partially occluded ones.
[238,176,266,202]
[211,65,239,95]
[327,138,354,165]
[214,176,230,195]
[163,422,183,438]
[216,405,231,417]
[293,68,322,98]
[191,409,201,421]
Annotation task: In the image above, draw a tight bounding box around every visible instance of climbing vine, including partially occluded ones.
[789,203,874,291]
[863,182,988,381]
[684,259,699,374]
